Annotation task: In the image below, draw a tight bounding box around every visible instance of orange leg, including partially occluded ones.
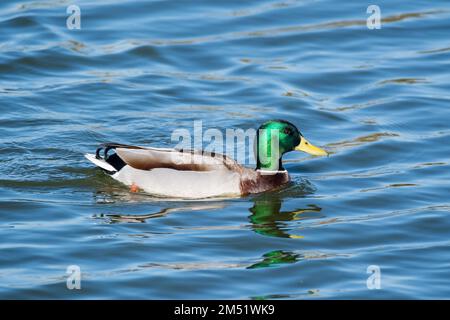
[130,183,140,193]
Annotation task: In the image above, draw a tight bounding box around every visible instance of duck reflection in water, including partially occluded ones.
[97,202,226,223]
[247,250,300,269]
[246,190,323,269]
[98,192,322,236]
[96,185,323,269]
[248,192,322,239]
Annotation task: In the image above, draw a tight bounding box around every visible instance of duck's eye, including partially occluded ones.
[283,128,292,135]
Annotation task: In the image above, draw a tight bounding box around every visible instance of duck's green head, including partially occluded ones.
[256,120,328,171]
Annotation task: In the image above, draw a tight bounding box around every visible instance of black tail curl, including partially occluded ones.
[95,143,142,172]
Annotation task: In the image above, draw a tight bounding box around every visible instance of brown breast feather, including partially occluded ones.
[239,169,290,195]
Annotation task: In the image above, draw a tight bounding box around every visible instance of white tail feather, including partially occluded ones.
[85,153,117,172]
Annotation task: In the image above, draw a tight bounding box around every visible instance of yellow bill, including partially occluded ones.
[295,137,328,156]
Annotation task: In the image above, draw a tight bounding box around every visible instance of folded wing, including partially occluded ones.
[107,144,239,172]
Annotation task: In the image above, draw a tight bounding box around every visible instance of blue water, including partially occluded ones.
[1,0,450,299]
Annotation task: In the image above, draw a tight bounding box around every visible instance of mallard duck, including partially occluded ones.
[85,120,327,199]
